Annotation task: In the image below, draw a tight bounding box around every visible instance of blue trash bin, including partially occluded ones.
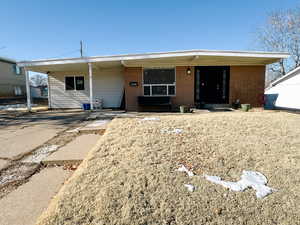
[82,103,91,110]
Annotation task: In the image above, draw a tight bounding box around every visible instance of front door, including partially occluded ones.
[195,66,230,104]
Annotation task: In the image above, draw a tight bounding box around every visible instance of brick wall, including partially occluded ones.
[172,66,195,108]
[123,65,266,111]
[124,66,195,111]
[229,66,265,107]
[124,67,143,111]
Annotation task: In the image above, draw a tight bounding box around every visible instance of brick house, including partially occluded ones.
[18,49,289,111]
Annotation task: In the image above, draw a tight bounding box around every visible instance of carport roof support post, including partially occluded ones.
[88,62,94,110]
[24,67,31,111]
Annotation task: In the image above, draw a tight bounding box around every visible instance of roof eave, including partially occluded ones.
[0,57,16,64]
[269,66,300,87]
[17,50,290,68]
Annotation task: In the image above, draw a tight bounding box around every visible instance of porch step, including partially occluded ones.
[199,104,233,112]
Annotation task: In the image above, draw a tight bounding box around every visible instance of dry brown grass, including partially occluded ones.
[36,111,300,225]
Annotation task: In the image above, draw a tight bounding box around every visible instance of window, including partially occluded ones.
[13,65,21,75]
[143,68,175,96]
[65,77,75,90]
[65,76,85,90]
[75,77,84,90]
[14,86,22,96]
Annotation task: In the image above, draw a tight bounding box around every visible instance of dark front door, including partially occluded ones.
[195,66,230,104]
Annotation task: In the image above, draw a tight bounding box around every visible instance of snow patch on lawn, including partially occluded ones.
[66,127,81,133]
[22,145,60,163]
[161,128,183,134]
[86,120,110,127]
[184,184,196,192]
[140,117,161,122]
[205,171,275,198]
[177,165,195,177]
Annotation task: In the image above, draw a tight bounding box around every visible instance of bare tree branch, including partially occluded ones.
[256,8,300,82]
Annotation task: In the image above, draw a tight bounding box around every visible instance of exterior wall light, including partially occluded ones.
[186,67,192,75]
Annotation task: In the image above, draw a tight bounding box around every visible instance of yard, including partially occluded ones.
[35,111,300,225]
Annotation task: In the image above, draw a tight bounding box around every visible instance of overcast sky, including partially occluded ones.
[0,0,299,61]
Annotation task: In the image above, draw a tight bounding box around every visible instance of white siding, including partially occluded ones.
[49,67,124,109]
[93,67,124,108]
[265,73,300,110]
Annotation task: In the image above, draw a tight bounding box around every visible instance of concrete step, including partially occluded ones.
[42,134,100,166]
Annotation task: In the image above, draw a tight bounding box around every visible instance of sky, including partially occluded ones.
[0,0,299,61]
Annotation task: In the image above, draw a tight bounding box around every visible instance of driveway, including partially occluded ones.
[0,110,90,162]
[0,109,95,225]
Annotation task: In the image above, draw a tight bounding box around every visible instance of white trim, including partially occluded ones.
[88,63,94,110]
[47,74,51,108]
[268,66,300,88]
[64,75,85,91]
[24,68,31,111]
[17,49,290,67]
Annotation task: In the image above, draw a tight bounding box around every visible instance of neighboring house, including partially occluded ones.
[0,56,26,97]
[30,85,48,99]
[265,66,300,110]
[18,49,289,111]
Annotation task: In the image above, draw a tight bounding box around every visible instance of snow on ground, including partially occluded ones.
[66,127,81,133]
[22,145,60,163]
[0,175,16,185]
[177,165,195,177]
[85,120,110,127]
[140,117,161,122]
[161,128,183,134]
[205,171,275,198]
[0,104,37,111]
[184,184,196,192]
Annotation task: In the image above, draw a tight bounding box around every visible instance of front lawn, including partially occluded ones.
[36,111,300,225]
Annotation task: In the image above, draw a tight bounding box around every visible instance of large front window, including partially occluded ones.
[143,68,176,96]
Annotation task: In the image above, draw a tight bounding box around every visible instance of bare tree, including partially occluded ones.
[257,8,300,81]
[30,74,48,87]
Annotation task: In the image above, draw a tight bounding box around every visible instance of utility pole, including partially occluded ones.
[80,40,83,57]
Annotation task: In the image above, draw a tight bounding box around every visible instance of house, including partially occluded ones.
[0,56,26,98]
[17,49,289,111]
[31,85,48,99]
[265,66,300,110]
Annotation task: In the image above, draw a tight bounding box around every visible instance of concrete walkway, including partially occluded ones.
[43,134,100,165]
[0,124,64,159]
[0,110,91,160]
[0,167,71,225]
[0,159,8,170]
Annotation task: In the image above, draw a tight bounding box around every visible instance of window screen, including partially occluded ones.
[75,77,84,90]
[65,77,75,90]
[143,69,175,84]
